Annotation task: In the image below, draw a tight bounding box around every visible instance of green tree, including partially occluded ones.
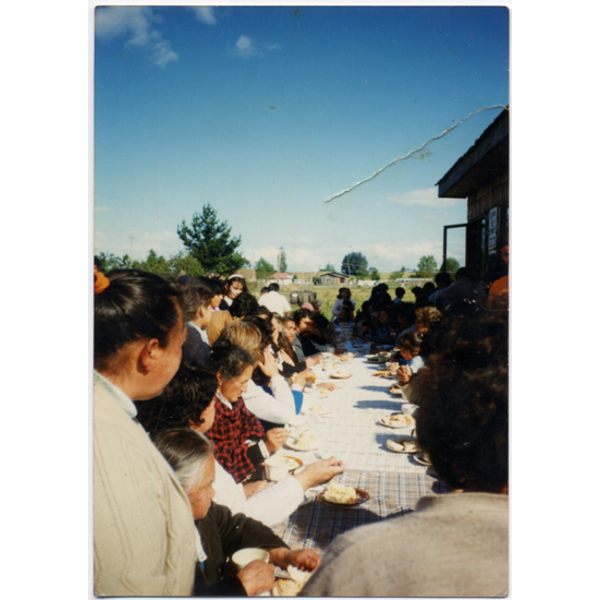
[255,257,276,280]
[415,255,438,277]
[369,267,381,281]
[177,204,248,276]
[323,262,336,272]
[97,252,134,271]
[278,250,287,273]
[135,249,171,275]
[444,257,460,274]
[168,251,205,277]
[354,268,369,280]
[341,252,368,276]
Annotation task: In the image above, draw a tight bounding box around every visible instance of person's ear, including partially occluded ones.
[139,338,160,373]
[215,371,224,387]
[189,418,204,431]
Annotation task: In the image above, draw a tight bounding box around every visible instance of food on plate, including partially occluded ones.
[374,370,395,378]
[330,370,351,379]
[295,430,316,449]
[309,405,327,413]
[322,481,357,503]
[388,385,404,396]
[381,413,414,427]
[386,438,418,453]
[318,389,330,399]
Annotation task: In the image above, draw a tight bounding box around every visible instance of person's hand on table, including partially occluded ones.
[243,480,269,498]
[264,428,289,454]
[236,559,276,596]
[268,548,321,572]
[294,457,344,491]
[316,382,335,392]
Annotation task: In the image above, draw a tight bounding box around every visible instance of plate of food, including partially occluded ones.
[317,481,369,507]
[284,431,319,452]
[317,389,331,399]
[386,438,418,453]
[330,370,352,379]
[274,565,314,597]
[339,352,357,362]
[374,370,395,378]
[379,413,415,429]
[388,385,404,397]
[414,452,433,467]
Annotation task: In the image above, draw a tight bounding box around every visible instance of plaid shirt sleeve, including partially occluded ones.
[208,397,265,483]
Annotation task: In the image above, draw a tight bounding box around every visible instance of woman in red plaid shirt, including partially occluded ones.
[207,341,289,485]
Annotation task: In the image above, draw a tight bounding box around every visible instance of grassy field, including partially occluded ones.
[247,284,416,320]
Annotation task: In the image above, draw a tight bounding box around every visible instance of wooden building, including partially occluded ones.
[318,271,348,286]
[437,108,509,277]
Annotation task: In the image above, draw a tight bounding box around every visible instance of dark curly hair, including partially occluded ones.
[416,300,508,492]
[135,359,218,434]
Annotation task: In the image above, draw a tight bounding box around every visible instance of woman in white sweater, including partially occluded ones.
[94,269,197,596]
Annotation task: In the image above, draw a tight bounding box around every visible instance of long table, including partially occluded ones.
[270,337,449,554]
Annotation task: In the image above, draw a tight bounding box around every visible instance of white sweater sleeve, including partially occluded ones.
[243,377,296,425]
[245,476,305,527]
[212,460,305,527]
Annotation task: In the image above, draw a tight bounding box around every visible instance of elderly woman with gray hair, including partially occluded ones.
[152,428,321,596]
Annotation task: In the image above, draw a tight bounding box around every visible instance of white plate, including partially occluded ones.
[379,414,415,429]
[386,438,418,453]
[284,439,319,452]
[414,453,433,467]
[330,371,352,379]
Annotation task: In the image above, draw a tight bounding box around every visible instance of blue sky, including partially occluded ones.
[94,3,509,273]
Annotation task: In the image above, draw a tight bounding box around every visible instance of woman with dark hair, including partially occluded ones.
[93,269,196,597]
[221,274,247,309]
[332,287,355,317]
[303,302,508,597]
[206,340,288,483]
[152,428,322,596]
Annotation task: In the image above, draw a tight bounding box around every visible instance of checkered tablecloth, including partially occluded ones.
[270,340,450,553]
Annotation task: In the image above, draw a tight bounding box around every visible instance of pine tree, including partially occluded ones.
[177,204,248,276]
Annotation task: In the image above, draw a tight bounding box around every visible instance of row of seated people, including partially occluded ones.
[93,266,507,597]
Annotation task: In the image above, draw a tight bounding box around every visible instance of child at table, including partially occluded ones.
[394,330,425,376]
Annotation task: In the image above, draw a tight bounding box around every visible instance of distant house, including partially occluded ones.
[318,272,347,286]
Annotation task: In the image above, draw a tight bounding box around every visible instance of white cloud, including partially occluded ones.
[95,6,178,68]
[151,40,179,68]
[229,35,280,58]
[387,187,462,208]
[192,7,218,26]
